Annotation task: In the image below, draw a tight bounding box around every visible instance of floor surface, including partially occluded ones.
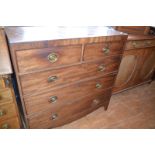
[59,81,155,129]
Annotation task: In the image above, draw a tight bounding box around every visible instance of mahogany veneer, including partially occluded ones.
[5,27,127,128]
[0,28,20,129]
[114,33,155,93]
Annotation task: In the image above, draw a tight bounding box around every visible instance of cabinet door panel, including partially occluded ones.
[137,47,155,83]
[113,49,144,92]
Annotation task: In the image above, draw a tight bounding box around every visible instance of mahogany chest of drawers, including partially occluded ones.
[5,27,127,128]
[0,29,20,129]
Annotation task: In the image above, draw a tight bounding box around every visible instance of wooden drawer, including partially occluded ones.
[84,42,124,61]
[125,39,155,50]
[20,56,121,95]
[0,104,17,121]
[0,117,20,129]
[115,26,150,35]
[28,89,112,128]
[0,88,13,105]
[24,74,116,115]
[16,45,82,73]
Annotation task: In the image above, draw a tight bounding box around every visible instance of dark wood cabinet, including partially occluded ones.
[0,29,21,129]
[135,47,155,84]
[114,34,155,93]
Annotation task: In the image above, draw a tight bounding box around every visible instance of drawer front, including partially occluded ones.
[24,74,116,115]
[0,117,20,129]
[0,104,17,121]
[84,42,124,61]
[20,56,121,95]
[16,45,82,73]
[125,39,155,50]
[28,89,112,128]
[0,88,13,105]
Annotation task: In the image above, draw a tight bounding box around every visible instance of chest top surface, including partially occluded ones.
[5,26,127,44]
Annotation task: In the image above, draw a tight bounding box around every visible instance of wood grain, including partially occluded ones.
[135,47,155,84]
[84,41,124,61]
[0,117,20,129]
[125,39,155,50]
[0,104,18,121]
[5,27,127,44]
[28,89,112,129]
[0,88,13,105]
[114,33,155,93]
[113,49,144,92]
[16,45,82,73]
[20,56,121,96]
[115,26,150,35]
[5,27,127,128]
[24,74,116,115]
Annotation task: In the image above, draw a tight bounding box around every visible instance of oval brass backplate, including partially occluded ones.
[2,123,9,129]
[51,113,58,120]
[102,47,110,54]
[96,83,103,89]
[98,64,106,72]
[48,76,58,83]
[0,110,6,117]
[48,53,58,63]
[49,96,58,103]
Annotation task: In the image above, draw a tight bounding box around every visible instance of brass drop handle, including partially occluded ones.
[96,83,103,89]
[2,123,9,129]
[98,64,106,72]
[48,76,58,83]
[132,41,138,47]
[0,110,6,117]
[51,113,58,120]
[2,76,11,88]
[49,96,58,103]
[102,47,110,54]
[145,40,152,45]
[93,99,100,105]
[48,53,58,63]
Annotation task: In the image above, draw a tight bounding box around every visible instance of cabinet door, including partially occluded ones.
[136,47,155,84]
[113,49,144,92]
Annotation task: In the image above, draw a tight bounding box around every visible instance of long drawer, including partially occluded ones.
[20,56,121,96]
[125,39,155,50]
[28,89,112,128]
[16,45,82,73]
[0,104,17,121]
[84,41,124,61]
[0,88,13,105]
[24,74,116,115]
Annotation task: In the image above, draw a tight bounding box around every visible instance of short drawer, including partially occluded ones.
[20,56,121,95]
[24,74,116,115]
[0,117,20,129]
[84,42,124,61]
[0,88,13,105]
[125,39,155,50]
[0,104,17,121]
[28,89,112,128]
[16,45,82,73]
